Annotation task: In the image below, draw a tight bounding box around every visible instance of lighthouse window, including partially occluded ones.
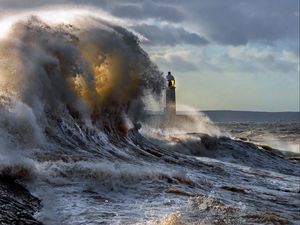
[168,79,175,87]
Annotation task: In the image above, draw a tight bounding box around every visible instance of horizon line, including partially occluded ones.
[145,110,300,113]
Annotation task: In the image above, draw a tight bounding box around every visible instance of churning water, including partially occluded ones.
[0,9,299,225]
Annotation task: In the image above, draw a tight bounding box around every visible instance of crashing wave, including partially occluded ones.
[0,10,299,225]
[0,14,164,145]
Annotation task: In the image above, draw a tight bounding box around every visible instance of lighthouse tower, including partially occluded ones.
[165,71,176,120]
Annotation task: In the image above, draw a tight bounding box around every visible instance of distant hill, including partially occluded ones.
[179,110,300,122]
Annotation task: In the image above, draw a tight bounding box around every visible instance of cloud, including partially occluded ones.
[1,0,298,47]
[151,44,299,78]
[0,0,184,22]
[149,50,198,72]
[132,24,209,46]
[110,1,185,23]
[222,45,300,74]
[171,0,299,46]
[153,55,197,72]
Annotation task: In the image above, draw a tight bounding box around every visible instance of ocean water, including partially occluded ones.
[26,119,299,225]
[217,122,300,155]
[0,10,299,225]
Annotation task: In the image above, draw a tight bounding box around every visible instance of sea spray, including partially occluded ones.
[0,13,164,139]
[0,9,299,225]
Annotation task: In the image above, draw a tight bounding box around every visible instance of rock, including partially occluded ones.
[0,177,42,225]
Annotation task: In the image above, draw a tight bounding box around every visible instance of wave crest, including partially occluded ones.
[0,14,164,139]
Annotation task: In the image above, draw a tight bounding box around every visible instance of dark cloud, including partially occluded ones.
[0,0,184,22]
[132,24,209,46]
[0,0,111,11]
[0,0,299,46]
[110,1,185,23]
[164,0,299,45]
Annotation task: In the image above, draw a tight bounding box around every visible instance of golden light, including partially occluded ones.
[0,15,22,39]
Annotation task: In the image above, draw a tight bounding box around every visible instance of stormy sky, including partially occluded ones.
[0,0,299,111]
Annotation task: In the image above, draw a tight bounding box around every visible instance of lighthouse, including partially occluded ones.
[165,71,176,120]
